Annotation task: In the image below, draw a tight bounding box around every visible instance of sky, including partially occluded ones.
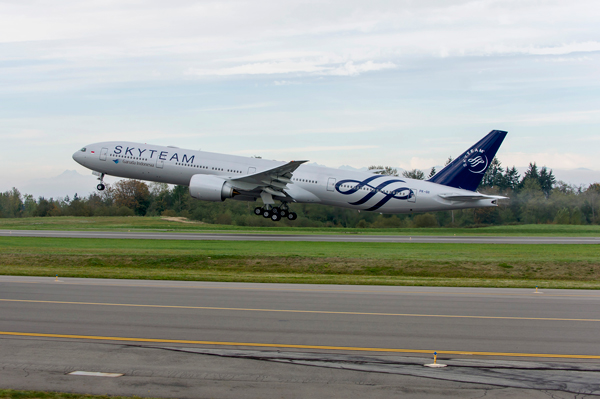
[2,0,600,196]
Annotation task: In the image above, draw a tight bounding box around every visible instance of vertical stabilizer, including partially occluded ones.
[428,130,507,191]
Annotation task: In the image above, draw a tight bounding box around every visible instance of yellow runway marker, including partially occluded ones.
[1,331,599,359]
[2,298,600,322]
[3,280,600,298]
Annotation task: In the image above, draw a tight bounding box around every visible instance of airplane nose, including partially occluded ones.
[72,150,84,164]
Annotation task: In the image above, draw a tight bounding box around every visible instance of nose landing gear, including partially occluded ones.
[94,172,106,191]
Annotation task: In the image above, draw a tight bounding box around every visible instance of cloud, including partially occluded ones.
[502,152,598,170]
[2,0,600,185]
[2,129,46,140]
[483,42,600,57]
[194,103,274,112]
[295,125,383,134]
[402,157,438,171]
[186,60,396,77]
[512,110,600,125]
[525,42,600,55]
[536,56,593,63]
[325,61,396,76]
[186,61,326,76]
[2,0,599,89]
[273,80,301,86]
[232,145,379,155]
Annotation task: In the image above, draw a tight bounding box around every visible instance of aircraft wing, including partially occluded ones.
[227,160,308,203]
[438,193,508,201]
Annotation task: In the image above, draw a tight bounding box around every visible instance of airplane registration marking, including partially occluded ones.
[2,299,600,322]
[1,331,599,359]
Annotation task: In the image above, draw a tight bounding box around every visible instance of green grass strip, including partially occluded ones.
[2,216,600,236]
[1,236,599,288]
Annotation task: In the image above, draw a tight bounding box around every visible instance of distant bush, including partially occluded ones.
[94,206,118,216]
[413,213,438,228]
[215,212,233,225]
[116,206,135,217]
[356,219,369,228]
[554,208,570,224]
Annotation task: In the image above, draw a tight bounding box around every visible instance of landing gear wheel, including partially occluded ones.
[262,209,272,219]
[279,209,288,218]
[97,183,106,191]
[271,213,281,222]
[287,212,297,221]
[254,207,262,215]
[272,207,280,215]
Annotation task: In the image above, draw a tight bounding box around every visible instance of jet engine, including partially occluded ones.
[189,175,237,202]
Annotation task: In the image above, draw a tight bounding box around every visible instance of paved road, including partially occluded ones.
[2,229,599,243]
[1,276,600,397]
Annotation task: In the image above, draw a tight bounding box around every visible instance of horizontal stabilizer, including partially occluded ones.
[439,193,508,202]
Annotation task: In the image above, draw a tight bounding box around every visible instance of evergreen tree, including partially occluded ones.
[504,166,520,191]
[368,165,399,176]
[428,167,436,179]
[520,163,540,189]
[481,157,504,189]
[539,167,556,198]
[402,169,425,180]
[585,183,600,224]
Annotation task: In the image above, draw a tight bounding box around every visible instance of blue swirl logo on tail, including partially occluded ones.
[335,175,414,211]
[462,149,488,174]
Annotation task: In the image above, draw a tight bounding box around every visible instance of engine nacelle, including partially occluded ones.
[189,174,235,202]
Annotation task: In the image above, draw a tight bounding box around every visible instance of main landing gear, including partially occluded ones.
[254,204,297,222]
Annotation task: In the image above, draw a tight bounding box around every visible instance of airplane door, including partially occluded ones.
[156,158,164,169]
[248,167,256,174]
[408,189,416,203]
[100,148,108,161]
[327,177,336,191]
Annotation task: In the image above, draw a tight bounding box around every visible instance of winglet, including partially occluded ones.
[428,130,507,191]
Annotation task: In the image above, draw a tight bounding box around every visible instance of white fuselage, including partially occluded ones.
[73,141,499,214]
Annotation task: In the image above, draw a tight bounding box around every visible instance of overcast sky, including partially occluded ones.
[2,0,599,194]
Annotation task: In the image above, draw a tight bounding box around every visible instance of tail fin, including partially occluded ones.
[428,130,507,191]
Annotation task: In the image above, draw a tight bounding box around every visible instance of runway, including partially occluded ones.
[1,229,599,243]
[1,276,600,397]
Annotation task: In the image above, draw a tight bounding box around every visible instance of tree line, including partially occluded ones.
[1,159,599,227]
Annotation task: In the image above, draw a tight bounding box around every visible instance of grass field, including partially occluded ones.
[1,236,599,289]
[1,216,600,236]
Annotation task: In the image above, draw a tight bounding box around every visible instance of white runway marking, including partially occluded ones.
[68,371,123,377]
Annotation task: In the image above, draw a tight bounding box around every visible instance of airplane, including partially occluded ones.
[72,130,508,221]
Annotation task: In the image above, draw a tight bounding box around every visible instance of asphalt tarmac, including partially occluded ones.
[1,276,600,398]
[2,229,599,243]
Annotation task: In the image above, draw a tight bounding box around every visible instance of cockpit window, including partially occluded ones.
[80,147,86,152]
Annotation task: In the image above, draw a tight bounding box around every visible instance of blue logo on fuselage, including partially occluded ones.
[113,159,119,164]
[335,175,414,211]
